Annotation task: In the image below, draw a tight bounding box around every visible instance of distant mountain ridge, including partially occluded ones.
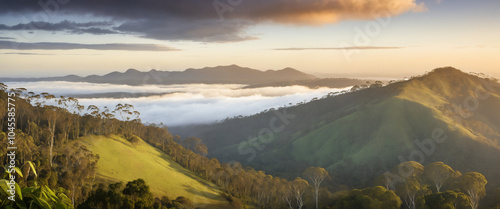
[0,65,317,85]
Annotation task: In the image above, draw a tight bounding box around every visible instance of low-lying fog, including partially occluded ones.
[5,81,350,127]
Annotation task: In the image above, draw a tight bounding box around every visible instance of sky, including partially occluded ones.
[0,0,499,78]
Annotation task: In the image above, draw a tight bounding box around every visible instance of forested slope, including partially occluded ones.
[173,67,500,189]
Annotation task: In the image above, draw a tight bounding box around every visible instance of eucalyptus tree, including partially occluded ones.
[453,172,488,209]
[291,177,309,209]
[41,94,58,167]
[423,162,461,193]
[303,167,329,209]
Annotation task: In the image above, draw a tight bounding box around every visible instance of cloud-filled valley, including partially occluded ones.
[5,81,350,126]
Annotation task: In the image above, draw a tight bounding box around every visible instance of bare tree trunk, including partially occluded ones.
[285,195,293,209]
[295,190,304,209]
[48,119,56,167]
[468,190,479,209]
[315,188,319,209]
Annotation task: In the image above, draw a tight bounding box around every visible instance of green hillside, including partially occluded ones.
[79,135,230,209]
[172,67,500,188]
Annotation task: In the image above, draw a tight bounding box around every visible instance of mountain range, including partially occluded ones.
[171,67,500,189]
[1,65,319,85]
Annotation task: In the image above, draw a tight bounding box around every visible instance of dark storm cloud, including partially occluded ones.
[0,0,426,42]
[113,19,257,42]
[0,20,118,35]
[0,40,179,51]
[72,27,117,35]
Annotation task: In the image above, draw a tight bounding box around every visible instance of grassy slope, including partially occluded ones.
[250,97,455,185]
[278,69,500,186]
[79,135,230,209]
[398,69,500,146]
[290,97,444,167]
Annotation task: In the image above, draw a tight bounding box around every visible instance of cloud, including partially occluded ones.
[4,81,350,126]
[0,40,179,51]
[1,52,53,55]
[0,37,15,40]
[0,0,426,42]
[452,45,500,49]
[228,0,427,24]
[273,46,406,50]
[0,20,117,35]
[72,27,117,35]
[113,19,258,43]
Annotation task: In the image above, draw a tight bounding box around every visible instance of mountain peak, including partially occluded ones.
[429,66,463,75]
[281,67,299,72]
[397,66,493,108]
[125,68,141,74]
[217,64,250,71]
[186,65,249,72]
[418,66,470,82]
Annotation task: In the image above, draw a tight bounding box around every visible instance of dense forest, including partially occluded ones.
[1,80,500,209]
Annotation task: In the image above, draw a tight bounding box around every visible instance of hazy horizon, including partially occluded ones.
[2,64,496,82]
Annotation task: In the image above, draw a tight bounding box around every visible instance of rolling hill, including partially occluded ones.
[78,135,231,209]
[171,67,500,189]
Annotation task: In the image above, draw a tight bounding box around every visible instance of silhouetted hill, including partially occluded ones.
[0,65,317,85]
[171,67,500,188]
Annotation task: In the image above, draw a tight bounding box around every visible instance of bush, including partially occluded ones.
[128,135,141,145]
[174,196,194,208]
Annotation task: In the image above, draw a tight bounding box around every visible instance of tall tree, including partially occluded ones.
[43,104,58,167]
[391,161,427,209]
[58,143,99,207]
[290,177,309,209]
[453,172,488,209]
[303,167,329,209]
[423,161,461,192]
[100,106,115,135]
[395,178,428,209]
[113,103,139,137]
